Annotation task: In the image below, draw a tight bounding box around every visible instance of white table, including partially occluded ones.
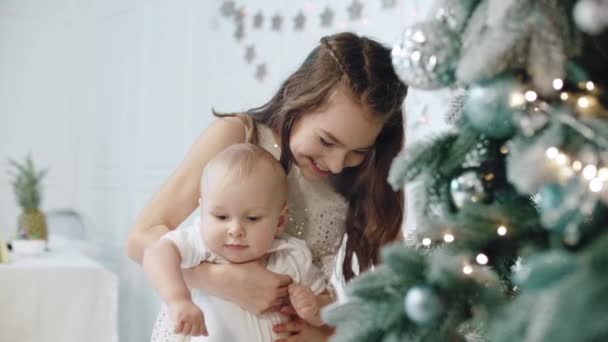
[0,249,118,342]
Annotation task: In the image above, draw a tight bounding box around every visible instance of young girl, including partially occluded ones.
[144,144,328,341]
[127,32,407,341]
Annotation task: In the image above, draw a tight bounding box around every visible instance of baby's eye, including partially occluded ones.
[247,216,260,222]
[214,215,228,221]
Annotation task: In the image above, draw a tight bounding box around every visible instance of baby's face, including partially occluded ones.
[199,167,285,263]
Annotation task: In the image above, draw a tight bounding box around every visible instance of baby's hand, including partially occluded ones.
[167,299,208,336]
[288,284,323,326]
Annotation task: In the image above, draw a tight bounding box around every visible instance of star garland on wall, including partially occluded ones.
[217,0,399,82]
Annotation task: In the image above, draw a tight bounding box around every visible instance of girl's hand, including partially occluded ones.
[273,305,334,342]
[200,261,293,314]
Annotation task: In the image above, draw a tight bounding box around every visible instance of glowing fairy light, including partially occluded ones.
[509,91,526,107]
[422,238,432,246]
[476,254,489,265]
[590,178,604,193]
[556,153,569,165]
[560,92,569,100]
[500,146,509,154]
[443,234,455,243]
[552,78,564,90]
[497,225,508,236]
[583,164,598,180]
[586,81,595,91]
[599,168,608,180]
[463,265,473,275]
[524,90,538,102]
[546,147,559,160]
[572,161,583,171]
[578,96,591,109]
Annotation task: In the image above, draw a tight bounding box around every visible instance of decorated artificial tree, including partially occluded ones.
[324,0,608,341]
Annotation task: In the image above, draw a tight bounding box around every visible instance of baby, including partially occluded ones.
[144,143,326,341]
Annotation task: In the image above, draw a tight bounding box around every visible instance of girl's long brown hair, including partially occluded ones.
[228,32,407,281]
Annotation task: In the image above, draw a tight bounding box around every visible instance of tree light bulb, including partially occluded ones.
[524,90,538,102]
[546,147,559,160]
[590,178,603,193]
[476,254,489,265]
[553,78,564,90]
[463,265,473,275]
[583,164,598,180]
[497,225,508,236]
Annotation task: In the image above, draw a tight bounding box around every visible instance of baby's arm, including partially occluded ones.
[143,239,208,336]
[288,284,332,327]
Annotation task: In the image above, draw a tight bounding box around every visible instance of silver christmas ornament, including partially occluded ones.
[450,170,490,208]
[574,0,608,35]
[404,285,443,325]
[433,0,480,32]
[392,21,460,89]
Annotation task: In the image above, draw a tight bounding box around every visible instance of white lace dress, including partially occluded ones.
[150,122,349,342]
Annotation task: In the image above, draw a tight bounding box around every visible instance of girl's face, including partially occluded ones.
[289,84,384,181]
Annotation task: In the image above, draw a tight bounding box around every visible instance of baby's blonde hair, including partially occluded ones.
[201,143,287,205]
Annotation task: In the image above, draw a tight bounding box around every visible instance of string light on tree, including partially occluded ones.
[524,90,538,102]
[462,264,474,275]
[422,238,432,246]
[476,253,489,265]
[546,147,559,160]
[552,78,564,90]
[589,178,603,193]
[583,164,598,180]
[443,233,455,243]
[497,225,508,236]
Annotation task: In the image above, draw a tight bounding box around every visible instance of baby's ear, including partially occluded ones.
[276,204,289,235]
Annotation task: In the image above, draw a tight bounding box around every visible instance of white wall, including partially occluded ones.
[0,1,448,340]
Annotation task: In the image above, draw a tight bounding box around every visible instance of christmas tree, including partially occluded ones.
[324,0,608,341]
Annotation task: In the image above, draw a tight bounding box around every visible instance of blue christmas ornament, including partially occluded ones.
[464,76,525,139]
[404,285,443,325]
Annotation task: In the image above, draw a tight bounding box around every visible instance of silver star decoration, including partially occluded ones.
[320,6,334,27]
[271,13,283,31]
[293,11,306,31]
[234,23,244,41]
[233,7,245,24]
[255,63,267,81]
[253,11,264,29]
[244,45,256,64]
[220,0,235,17]
[347,0,363,21]
[382,0,397,9]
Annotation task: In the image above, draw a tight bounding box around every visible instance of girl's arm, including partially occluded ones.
[182,261,292,314]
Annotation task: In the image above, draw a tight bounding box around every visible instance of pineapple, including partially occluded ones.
[8,155,48,241]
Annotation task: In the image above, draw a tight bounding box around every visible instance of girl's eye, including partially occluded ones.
[247,216,260,222]
[319,137,334,147]
[214,215,228,221]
